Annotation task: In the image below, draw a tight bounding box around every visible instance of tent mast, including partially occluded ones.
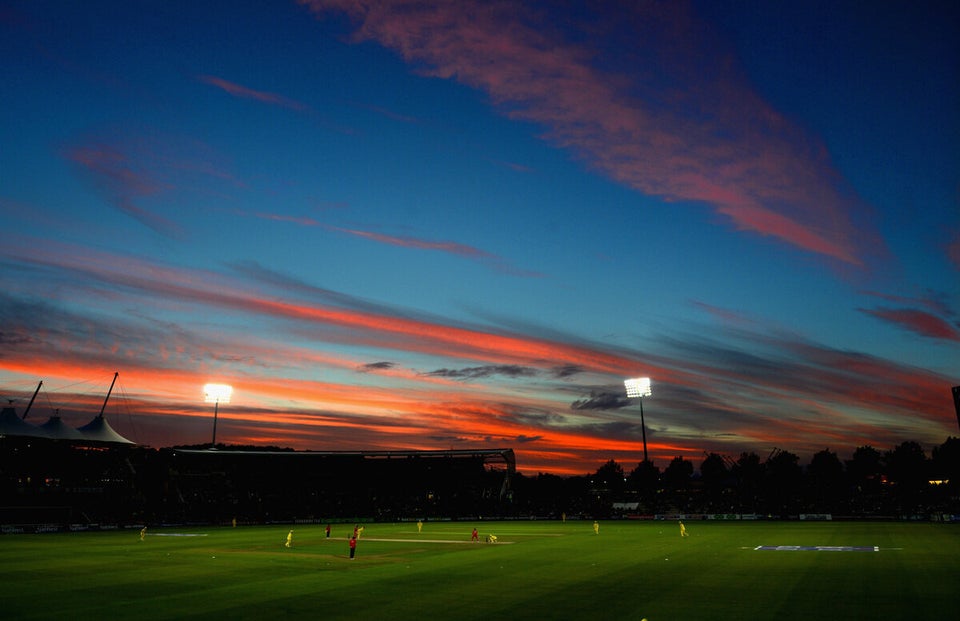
[21,381,42,420]
[98,372,119,418]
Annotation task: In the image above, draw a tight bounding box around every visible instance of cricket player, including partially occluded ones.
[139,526,147,541]
[285,529,293,547]
[593,521,599,535]
[417,520,423,533]
[486,534,498,543]
[679,521,688,537]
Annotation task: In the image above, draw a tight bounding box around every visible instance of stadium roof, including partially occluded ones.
[76,415,135,445]
[0,405,47,439]
[38,414,85,440]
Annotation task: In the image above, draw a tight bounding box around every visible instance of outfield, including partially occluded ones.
[1,520,957,620]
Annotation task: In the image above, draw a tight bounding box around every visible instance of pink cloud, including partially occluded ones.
[253,211,322,226]
[947,232,960,270]
[198,75,309,111]
[300,0,883,266]
[66,144,182,237]
[329,225,493,259]
[326,224,544,276]
[65,133,243,237]
[860,307,960,341]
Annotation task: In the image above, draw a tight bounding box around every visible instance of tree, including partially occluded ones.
[885,441,929,513]
[805,449,845,512]
[931,437,960,483]
[885,441,928,487]
[763,450,802,516]
[662,456,694,490]
[847,445,884,489]
[700,452,732,511]
[731,452,764,514]
[586,460,626,516]
[591,459,626,494]
[628,460,661,510]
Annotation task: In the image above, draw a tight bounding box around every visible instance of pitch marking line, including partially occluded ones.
[357,537,514,545]
[754,545,879,552]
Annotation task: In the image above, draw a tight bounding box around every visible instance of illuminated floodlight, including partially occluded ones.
[203,383,233,448]
[624,377,652,463]
[204,383,233,404]
[624,377,651,398]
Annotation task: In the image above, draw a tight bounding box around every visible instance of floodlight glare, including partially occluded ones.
[203,383,233,448]
[624,377,652,464]
[203,383,233,404]
[624,377,652,398]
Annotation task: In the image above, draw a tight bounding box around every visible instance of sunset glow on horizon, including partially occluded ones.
[1,1,957,476]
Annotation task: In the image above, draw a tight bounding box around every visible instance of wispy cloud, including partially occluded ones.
[423,365,538,380]
[301,0,883,266]
[570,391,630,411]
[859,307,960,341]
[326,224,544,277]
[66,144,182,237]
[198,75,310,111]
[2,240,955,473]
[858,290,960,341]
[948,232,960,270]
[64,133,243,238]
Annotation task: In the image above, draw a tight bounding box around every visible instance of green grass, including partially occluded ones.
[1,520,958,620]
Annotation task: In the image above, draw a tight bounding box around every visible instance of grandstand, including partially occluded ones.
[167,447,516,524]
[0,412,516,525]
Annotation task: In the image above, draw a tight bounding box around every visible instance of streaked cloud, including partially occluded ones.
[300,0,883,266]
[64,133,243,237]
[1,238,954,473]
[66,144,181,237]
[198,75,310,111]
[859,307,960,341]
[325,224,544,276]
[423,365,538,380]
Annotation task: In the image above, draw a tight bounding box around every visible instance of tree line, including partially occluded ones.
[509,438,960,519]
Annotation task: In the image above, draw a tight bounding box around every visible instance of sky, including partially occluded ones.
[1,0,958,475]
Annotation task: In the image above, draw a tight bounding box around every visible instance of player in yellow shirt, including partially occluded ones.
[417,520,423,533]
[285,529,293,547]
[593,520,599,535]
[679,520,689,537]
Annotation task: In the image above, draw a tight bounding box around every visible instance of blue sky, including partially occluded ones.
[1,0,957,474]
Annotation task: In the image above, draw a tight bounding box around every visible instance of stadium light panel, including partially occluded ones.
[624,377,651,398]
[203,383,233,404]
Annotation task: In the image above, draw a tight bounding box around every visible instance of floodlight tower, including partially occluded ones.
[624,377,652,463]
[204,383,233,448]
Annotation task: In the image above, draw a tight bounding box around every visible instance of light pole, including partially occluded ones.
[204,383,233,448]
[624,377,652,463]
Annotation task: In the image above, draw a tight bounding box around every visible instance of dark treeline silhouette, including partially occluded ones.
[1,437,958,527]
[528,438,960,519]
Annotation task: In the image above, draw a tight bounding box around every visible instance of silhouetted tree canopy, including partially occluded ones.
[662,456,694,490]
